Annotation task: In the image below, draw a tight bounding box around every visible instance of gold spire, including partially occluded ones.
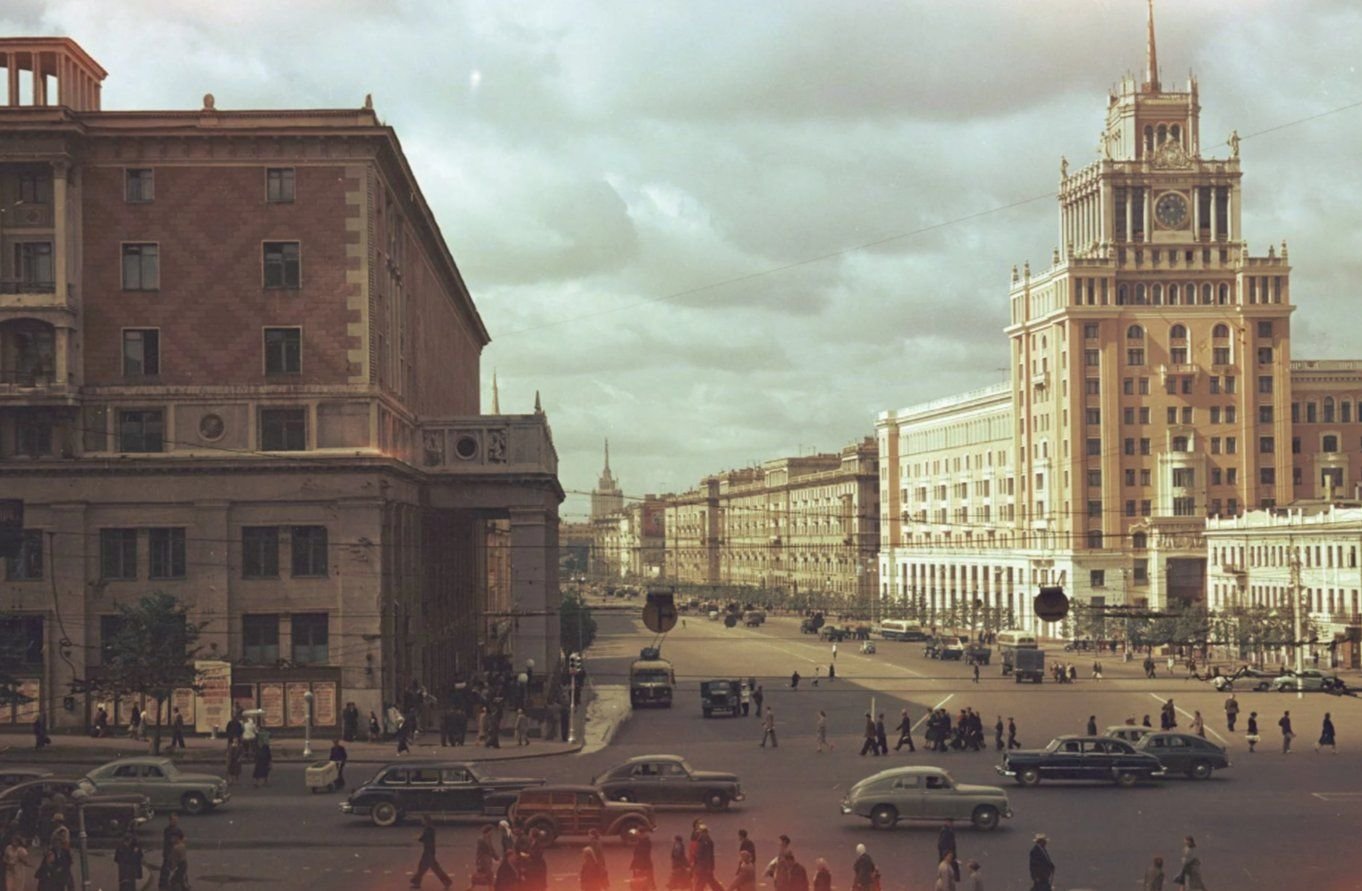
[1145,0,1160,92]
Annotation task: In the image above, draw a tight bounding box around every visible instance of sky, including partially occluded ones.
[7,0,1362,520]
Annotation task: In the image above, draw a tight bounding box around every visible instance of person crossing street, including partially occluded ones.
[760,707,778,748]
[893,708,915,752]
[1224,694,1239,732]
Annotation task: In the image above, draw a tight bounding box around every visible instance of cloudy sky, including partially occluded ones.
[8,0,1362,518]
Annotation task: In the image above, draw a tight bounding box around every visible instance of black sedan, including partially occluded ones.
[1134,732,1231,779]
[593,754,744,811]
[997,735,1166,788]
[0,778,154,841]
[340,761,545,827]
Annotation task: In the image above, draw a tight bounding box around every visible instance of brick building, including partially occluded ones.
[0,38,562,732]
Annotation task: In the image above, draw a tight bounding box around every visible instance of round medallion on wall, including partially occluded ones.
[198,413,225,442]
[1154,191,1189,229]
[454,433,480,461]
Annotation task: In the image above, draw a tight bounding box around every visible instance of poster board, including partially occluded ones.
[285,682,311,727]
[259,683,284,728]
[194,661,232,734]
[171,688,196,726]
[312,682,337,728]
[14,680,40,724]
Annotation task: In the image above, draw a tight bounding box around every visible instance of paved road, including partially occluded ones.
[9,610,1362,890]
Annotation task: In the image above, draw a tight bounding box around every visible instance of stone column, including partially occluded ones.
[1192,186,1201,239]
[1124,189,1133,243]
[1210,186,1219,242]
[509,507,559,674]
[7,56,18,107]
[53,328,69,387]
[51,161,68,306]
[1143,189,1153,242]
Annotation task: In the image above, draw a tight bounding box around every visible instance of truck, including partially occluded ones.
[742,610,766,627]
[1004,647,1045,683]
[629,650,676,708]
[700,679,742,718]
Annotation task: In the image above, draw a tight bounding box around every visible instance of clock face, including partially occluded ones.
[1155,192,1189,229]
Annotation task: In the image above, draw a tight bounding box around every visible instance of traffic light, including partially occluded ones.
[1034,586,1069,622]
[568,652,583,673]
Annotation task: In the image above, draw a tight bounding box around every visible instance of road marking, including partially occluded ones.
[1147,693,1230,745]
[911,694,955,732]
[1313,792,1362,801]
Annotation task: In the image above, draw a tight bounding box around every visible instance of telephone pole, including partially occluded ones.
[1289,545,1304,701]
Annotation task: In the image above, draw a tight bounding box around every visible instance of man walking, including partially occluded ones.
[1224,694,1239,732]
[410,815,452,888]
[994,716,1004,751]
[936,820,960,882]
[1246,711,1260,753]
[1085,715,1098,736]
[170,708,187,750]
[692,825,723,891]
[1316,712,1336,754]
[1007,717,1020,749]
[893,708,915,752]
[752,685,764,717]
[760,707,778,748]
[874,714,889,756]
[972,663,980,684]
[1028,833,1055,891]
[859,713,878,757]
[1279,710,1294,754]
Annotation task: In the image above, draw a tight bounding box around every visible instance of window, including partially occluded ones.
[117,409,164,453]
[0,617,44,666]
[1259,436,1274,454]
[14,242,54,287]
[1226,437,1237,454]
[1141,437,1153,455]
[1139,377,1150,395]
[1210,377,1221,394]
[264,328,301,375]
[1171,347,1188,364]
[1258,375,1273,395]
[1134,560,1148,583]
[1140,469,1151,486]
[1211,468,1222,485]
[263,242,300,288]
[1123,378,1134,395]
[1126,348,1145,366]
[260,407,306,451]
[1182,377,1193,394]
[1133,532,1147,549]
[148,528,186,580]
[1139,407,1150,424]
[1324,398,1336,423]
[1260,468,1275,484]
[1123,438,1135,456]
[1224,376,1236,393]
[291,613,329,664]
[1127,325,1144,340]
[1173,468,1195,487]
[122,329,159,377]
[266,168,295,203]
[1257,347,1273,364]
[1141,499,1152,516]
[242,615,280,664]
[1085,380,1100,395]
[1124,500,1135,517]
[1257,320,1273,338]
[121,244,159,290]
[1124,469,1136,486]
[1087,470,1102,487]
[1090,569,1105,586]
[1170,407,1181,424]
[1085,409,1101,425]
[17,172,51,205]
[1307,403,1318,423]
[1084,323,1098,339]
[124,169,154,203]
[1228,498,1238,514]
[1259,406,1273,423]
[1086,438,1101,456]
[1323,435,1339,453]
[1210,437,1221,454]
[1088,500,1103,518]
[241,527,280,578]
[1084,350,1100,367]
[1227,468,1237,484]
[1173,497,1196,516]
[1170,324,1187,340]
[1292,437,1301,454]
[1222,407,1233,423]
[291,526,328,577]
[4,530,43,581]
[100,529,138,580]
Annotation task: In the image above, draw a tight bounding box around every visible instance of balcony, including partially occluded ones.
[0,280,54,294]
[0,281,72,315]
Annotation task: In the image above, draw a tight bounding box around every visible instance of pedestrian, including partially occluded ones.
[225,739,243,786]
[166,838,189,891]
[816,711,835,753]
[410,815,452,889]
[579,846,607,891]
[495,847,520,891]
[472,825,499,890]
[737,829,755,867]
[752,685,764,716]
[34,849,64,891]
[514,709,530,747]
[1028,833,1054,891]
[1175,836,1206,891]
[329,738,349,788]
[130,704,144,741]
[632,827,656,891]
[1142,855,1164,891]
[935,851,957,891]
[1092,660,1103,681]
[813,860,832,891]
[170,708,187,750]
[1006,718,1020,750]
[729,850,756,891]
[1085,715,1097,736]
[1317,712,1337,753]
[242,714,258,755]
[740,681,751,718]
[972,664,980,684]
[669,835,691,890]
[368,710,382,742]
[764,834,792,891]
[963,861,982,891]
[790,671,801,690]
[832,642,838,662]
[1246,711,1259,753]
[1166,655,1175,674]
[5,833,30,891]
[1279,710,1294,754]
[692,824,723,891]
[1066,664,1077,683]
[785,853,809,891]
[859,714,878,757]
[1142,714,1152,728]
[828,663,836,682]
[875,714,889,755]
[850,845,876,891]
[894,708,916,752]
[1224,694,1239,732]
[1190,710,1205,737]
[252,738,272,787]
[158,815,183,891]
[993,716,1004,751]
[115,832,144,891]
[343,701,360,742]
[760,707,777,748]
[498,820,516,858]
[32,715,49,750]
[936,820,959,882]
[396,714,412,755]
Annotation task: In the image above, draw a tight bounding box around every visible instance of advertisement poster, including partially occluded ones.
[259,683,284,728]
[312,682,337,727]
[14,680,40,724]
[172,688,196,726]
[194,661,232,734]
[285,682,311,727]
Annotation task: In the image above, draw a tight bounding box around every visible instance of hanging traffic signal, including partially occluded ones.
[1034,586,1070,622]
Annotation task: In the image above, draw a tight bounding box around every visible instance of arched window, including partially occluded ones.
[1135,284,1146,304]
[1118,285,1128,305]
[1170,123,1181,144]
[1127,324,1144,340]
[1323,435,1339,453]
[1169,284,1180,304]
[1152,284,1163,304]
[1172,436,1189,451]
[1144,125,1154,153]
[1170,324,1188,340]
[1219,283,1230,304]
[1324,397,1335,422]
[1157,124,1168,145]
[1213,323,1229,339]
[1342,401,1353,424]
[1202,283,1213,304]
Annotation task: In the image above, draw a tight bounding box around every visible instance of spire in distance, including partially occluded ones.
[1145,0,1160,92]
[604,438,612,473]
[491,370,500,415]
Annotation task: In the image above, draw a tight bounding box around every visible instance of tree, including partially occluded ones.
[559,592,597,656]
[78,593,205,754]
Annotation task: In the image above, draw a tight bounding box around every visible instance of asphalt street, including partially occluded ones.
[6,609,1362,891]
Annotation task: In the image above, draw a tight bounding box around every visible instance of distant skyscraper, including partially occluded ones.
[591,439,625,519]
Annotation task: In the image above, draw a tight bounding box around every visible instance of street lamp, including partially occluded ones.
[302,690,314,758]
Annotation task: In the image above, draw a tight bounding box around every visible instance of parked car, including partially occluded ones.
[1104,725,1154,744]
[0,768,52,790]
[510,785,655,845]
[1210,668,1278,692]
[84,757,230,815]
[1270,669,1344,693]
[997,736,1166,788]
[592,754,744,811]
[820,625,850,642]
[340,761,546,827]
[0,778,154,841]
[841,766,1013,831]
[1133,732,1232,780]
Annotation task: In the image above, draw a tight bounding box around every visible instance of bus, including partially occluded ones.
[995,630,1038,650]
[878,619,928,642]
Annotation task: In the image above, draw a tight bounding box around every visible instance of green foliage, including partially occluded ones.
[559,592,597,655]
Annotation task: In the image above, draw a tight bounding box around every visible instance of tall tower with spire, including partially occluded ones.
[591,439,625,519]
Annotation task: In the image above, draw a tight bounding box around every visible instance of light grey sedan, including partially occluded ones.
[85,757,230,815]
[840,765,1012,831]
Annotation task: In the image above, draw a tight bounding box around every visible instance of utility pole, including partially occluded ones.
[1289,545,1304,701]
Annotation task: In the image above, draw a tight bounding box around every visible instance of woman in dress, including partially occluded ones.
[1317,712,1337,753]
[252,739,273,787]
[4,833,30,891]
[667,835,690,890]
[1176,836,1207,891]
[225,739,243,785]
[580,846,608,891]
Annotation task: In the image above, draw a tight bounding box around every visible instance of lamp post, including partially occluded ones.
[302,690,314,758]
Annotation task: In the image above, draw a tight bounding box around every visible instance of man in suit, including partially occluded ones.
[1028,833,1055,891]
[937,820,960,881]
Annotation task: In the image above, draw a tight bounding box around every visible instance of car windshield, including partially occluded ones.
[1044,739,1064,752]
[635,670,671,682]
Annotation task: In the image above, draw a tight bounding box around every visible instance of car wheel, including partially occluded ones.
[1017,768,1041,787]
[971,806,1000,831]
[1188,761,1213,780]
[1114,772,1138,788]
[704,791,729,812]
[370,801,401,828]
[526,819,558,845]
[180,792,208,816]
[869,805,897,830]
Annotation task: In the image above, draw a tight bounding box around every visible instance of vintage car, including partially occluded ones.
[925,636,967,660]
[0,778,154,840]
[1103,725,1154,744]
[700,680,742,718]
[593,754,744,811]
[841,766,1012,831]
[997,735,1166,788]
[341,761,546,827]
[1270,669,1344,693]
[1210,668,1279,692]
[819,625,850,642]
[964,643,993,665]
[510,785,655,845]
[84,757,230,815]
[1133,732,1232,780]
